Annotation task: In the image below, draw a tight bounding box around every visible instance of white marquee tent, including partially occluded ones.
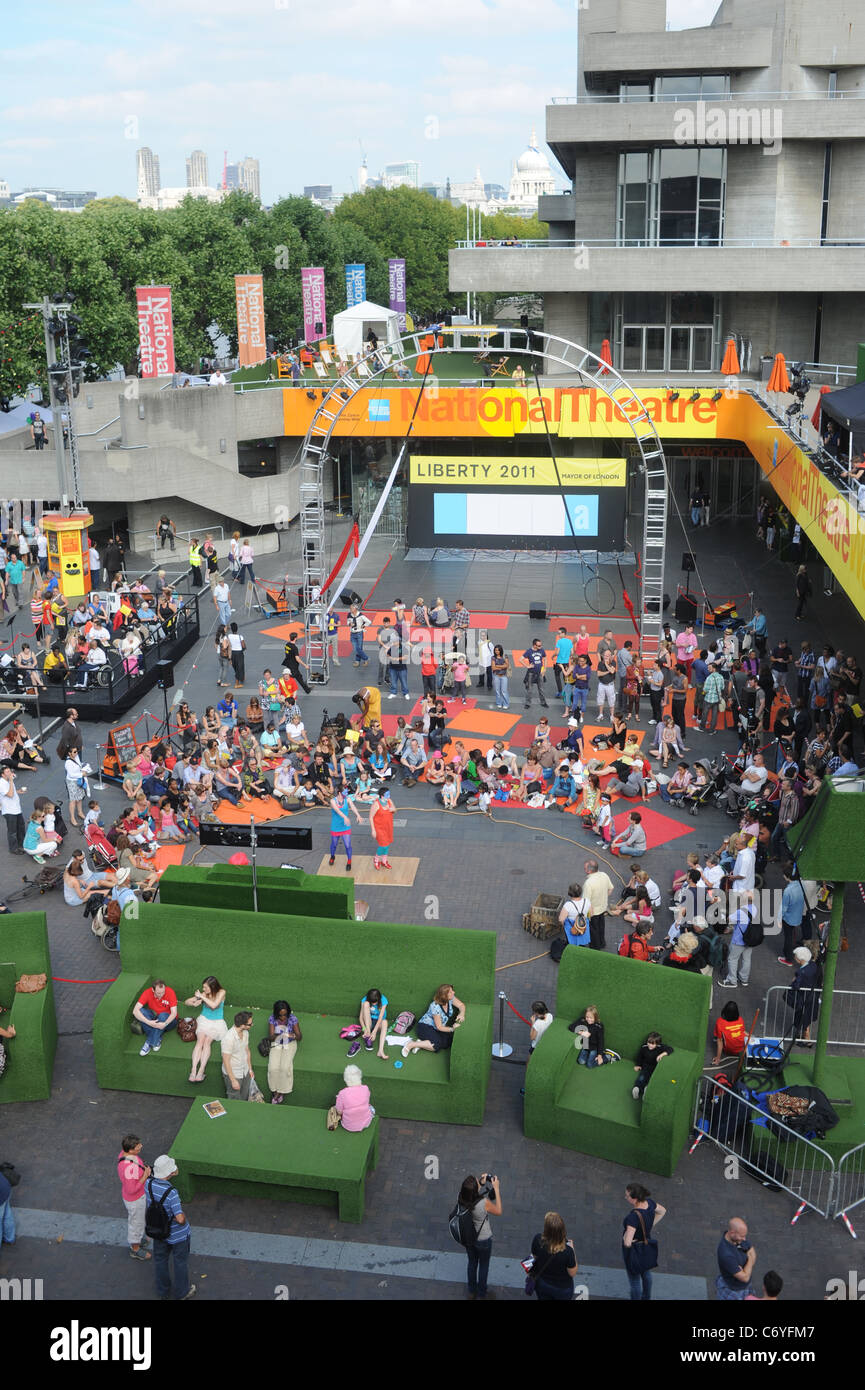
[332,299,401,360]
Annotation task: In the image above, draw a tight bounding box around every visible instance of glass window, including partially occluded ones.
[700,75,730,98]
[623,293,666,321]
[622,327,643,372]
[692,327,713,371]
[645,327,665,370]
[670,293,715,325]
[620,81,651,102]
[669,328,690,372]
[656,75,701,101]
[588,293,612,350]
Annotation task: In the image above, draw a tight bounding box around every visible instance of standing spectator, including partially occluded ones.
[0,1155,16,1248]
[478,629,494,691]
[147,1156,195,1300]
[30,411,48,450]
[157,514,176,551]
[227,622,246,687]
[583,859,615,952]
[221,1010,254,1100]
[35,528,48,576]
[420,643,438,701]
[528,1213,578,1301]
[521,637,548,710]
[770,638,793,696]
[744,608,768,657]
[646,659,666,725]
[0,761,25,854]
[622,1183,666,1302]
[347,604,370,666]
[716,1218,756,1300]
[701,664,726,733]
[451,649,469,704]
[675,624,698,679]
[720,894,757,989]
[451,598,470,652]
[4,553,24,608]
[188,537,204,588]
[63,747,89,829]
[553,627,573,697]
[213,576,232,628]
[377,615,395,687]
[117,1134,152,1261]
[457,1173,502,1301]
[490,644,510,711]
[236,539,255,587]
[387,628,410,700]
[769,783,800,864]
[669,664,690,745]
[794,566,812,620]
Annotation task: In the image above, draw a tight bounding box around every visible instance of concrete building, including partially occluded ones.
[235,156,260,200]
[11,188,97,210]
[303,185,332,200]
[449,0,865,372]
[136,147,160,200]
[186,149,209,189]
[139,186,224,212]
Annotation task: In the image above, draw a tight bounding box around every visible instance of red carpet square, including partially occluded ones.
[611,805,694,850]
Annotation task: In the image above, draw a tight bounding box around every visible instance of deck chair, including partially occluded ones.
[355,360,372,379]
[319,346,333,365]
[489,357,510,377]
[473,349,491,362]
[378,350,392,366]
[312,360,328,380]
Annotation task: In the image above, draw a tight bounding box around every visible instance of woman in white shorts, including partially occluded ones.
[184,976,227,1084]
[64,748,88,828]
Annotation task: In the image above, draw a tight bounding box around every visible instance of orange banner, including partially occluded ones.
[235,274,267,368]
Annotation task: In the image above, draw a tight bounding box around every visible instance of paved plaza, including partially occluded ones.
[1,519,863,1307]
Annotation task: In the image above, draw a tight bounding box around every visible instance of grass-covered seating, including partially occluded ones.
[172,1098,379,1222]
[0,912,57,1104]
[93,904,494,1125]
[524,948,710,1177]
[158,864,354,919]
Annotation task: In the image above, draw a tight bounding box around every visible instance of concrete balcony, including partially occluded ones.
[547,97,865,163]
[449,244,865,295]
[538,193,576,224]
[581,27,773,77]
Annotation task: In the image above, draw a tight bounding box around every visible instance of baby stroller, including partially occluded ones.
[85,822,119,871]
[685,761,716,816]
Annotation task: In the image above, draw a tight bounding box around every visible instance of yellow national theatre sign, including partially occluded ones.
[409,457,626,487]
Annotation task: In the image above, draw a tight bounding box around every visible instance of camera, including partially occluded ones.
[478,1174,496,1199]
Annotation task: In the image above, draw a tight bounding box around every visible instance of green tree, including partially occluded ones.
[334,188,463,317]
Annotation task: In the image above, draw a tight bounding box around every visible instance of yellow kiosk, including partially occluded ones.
[41,511,93,600]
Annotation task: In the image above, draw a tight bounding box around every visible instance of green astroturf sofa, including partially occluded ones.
[524,948,710,1177]
[158,864,354,920]
[0,912,57,1103]
[93,904,495,1124]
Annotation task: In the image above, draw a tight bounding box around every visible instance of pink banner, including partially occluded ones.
[301,267,326,343]
[135,286,175,378]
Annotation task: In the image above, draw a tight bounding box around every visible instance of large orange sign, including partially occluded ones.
[235,274,267,368]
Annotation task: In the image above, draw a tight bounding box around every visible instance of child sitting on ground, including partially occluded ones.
[712,1001,746,1065]
[632,1031,674,1100]
[441,770,459,809]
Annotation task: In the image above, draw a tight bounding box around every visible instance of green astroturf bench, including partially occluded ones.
[523,949,710,1177]
[172,1099,379,1222]
[0,912,57,1104]
[158,864,354,919]
[93,903,494,1124]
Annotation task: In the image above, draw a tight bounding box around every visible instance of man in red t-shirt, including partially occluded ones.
[712,1001,746,1064]
[132,979,178,1057]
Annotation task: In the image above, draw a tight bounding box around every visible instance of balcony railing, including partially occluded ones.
[454,237,865,249]
[550,90,865,104]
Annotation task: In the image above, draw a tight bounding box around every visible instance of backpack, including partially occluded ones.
[618,933,643,959]
[563,900,589,938]
[144,1180,174,1241]
[392,1011,415,1036]
[742,915,764,948]
[448,1201,478,1249]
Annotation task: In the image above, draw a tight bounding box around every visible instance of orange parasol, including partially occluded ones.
[766,352,790,393]
[599,338,612,375]
[720,337,740,375]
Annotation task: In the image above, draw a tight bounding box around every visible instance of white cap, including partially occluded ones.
[153,1154,177,1180]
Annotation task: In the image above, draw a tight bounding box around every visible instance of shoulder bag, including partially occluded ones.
[524,1245,557,1297]
[626,1209,659,1274]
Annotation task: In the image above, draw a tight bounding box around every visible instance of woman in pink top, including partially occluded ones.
[675,625,698,679]
[117,1133,151,1260]
[334,1064,375,1131]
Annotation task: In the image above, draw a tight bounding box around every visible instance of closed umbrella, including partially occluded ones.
[766,352,790,393]
[720,337,740,375]
[599,338,612,376]
[811,383,831,430]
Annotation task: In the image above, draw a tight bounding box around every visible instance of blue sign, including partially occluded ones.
[369,399,390,422]
[345,263,366,308]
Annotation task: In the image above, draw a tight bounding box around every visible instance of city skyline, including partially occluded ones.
[0,1,719,205]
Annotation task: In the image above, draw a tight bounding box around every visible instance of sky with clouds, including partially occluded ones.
[1,0,719,203]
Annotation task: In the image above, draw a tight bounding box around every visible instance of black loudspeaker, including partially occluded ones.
[155,660,174,690]
[529,600,547,621]
[198,823,313,851]
[645,592,672,615]
[675,595,698,624]
[340,589,362,607]
[681,552,696,573]
[314,321,323,335]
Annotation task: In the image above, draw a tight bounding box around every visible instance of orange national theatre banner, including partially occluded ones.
[282,384,736,440]
[235,274,267,368]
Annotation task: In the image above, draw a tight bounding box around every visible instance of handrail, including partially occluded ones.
[454,237,865,250]
[550,90,865,104]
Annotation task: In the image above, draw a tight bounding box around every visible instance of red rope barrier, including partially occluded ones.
[52,977,117,984]
[505,997,532,1026]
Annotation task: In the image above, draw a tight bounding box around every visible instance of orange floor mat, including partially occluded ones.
[213,795,287,826]
[151,844,187,872]
[443,709,521,736]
